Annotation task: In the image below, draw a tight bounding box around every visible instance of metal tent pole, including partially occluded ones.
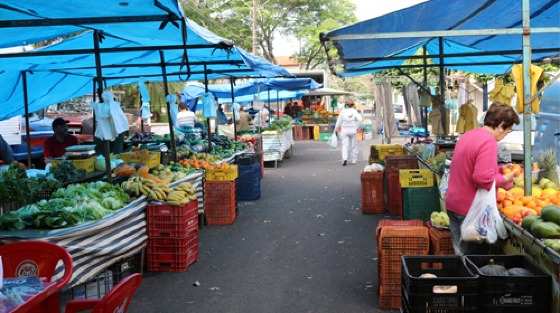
[482,82,489,111]
[267,88,271,126]
[92,79,96,137]
[276,91,280,119]
[438,37,447,135]
[159,50,177,161]
[21,71,32,168]
[422,45,429,130]
[203,64,212,152]
[522,0,533,195]
[230,78,237,139]
[93,30,112,182]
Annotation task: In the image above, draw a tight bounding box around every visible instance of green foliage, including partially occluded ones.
[182,0,356,66]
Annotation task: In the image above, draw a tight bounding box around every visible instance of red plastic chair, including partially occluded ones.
[64,273,142,313]
[0,240,73,313]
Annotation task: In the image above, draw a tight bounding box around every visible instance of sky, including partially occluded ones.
[273,0,427,56]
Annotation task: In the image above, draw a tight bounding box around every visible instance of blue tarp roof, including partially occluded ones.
[182,78,321,101]
[220,90,305,105]
[0,0,183,48]
[0,2,291,121]
[325,0,560,76]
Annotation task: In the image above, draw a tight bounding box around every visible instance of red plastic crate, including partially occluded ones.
[360,171,384,214]
[379,284,401,310]
[384,155,418,172]
[204,180,237,225]
[148,229,199,255]
[147,243,198,272]
[375,219,424,239]
[385,169,403,217]
[147,200,198,219]
[148,212,198,238]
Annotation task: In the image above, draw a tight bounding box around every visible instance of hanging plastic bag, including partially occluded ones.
[439,169,450,199]
[461,182,507,243]
[328,131,338,148]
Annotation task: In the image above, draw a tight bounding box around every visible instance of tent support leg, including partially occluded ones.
[93,30,112,182]
[482,82,489,111]
[522,0,533,195]
[21,71,32,168]
[203,64,212,153]
[267,89,271,127]
[230,79,237,139]
[92,79,97,137]
[422,45,429,131]
[160,50,177,162]
[438,37,447,135]
[276,92,280,119]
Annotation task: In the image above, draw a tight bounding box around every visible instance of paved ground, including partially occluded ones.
[130,140,394,313]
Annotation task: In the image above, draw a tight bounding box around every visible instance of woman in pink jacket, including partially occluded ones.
[446,104,520,255]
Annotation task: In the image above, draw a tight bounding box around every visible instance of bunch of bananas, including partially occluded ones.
[166,183,197,206]
[121,176,171,201]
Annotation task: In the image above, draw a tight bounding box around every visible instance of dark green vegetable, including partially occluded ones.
[50,160,86,182]
[522,215,540,231]
[507,267,533,276]
[479,264,508,276]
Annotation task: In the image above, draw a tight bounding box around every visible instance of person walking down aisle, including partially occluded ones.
[335,98,362,166]
[446,103,519,255]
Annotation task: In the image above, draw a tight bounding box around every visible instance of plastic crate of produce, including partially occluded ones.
[428,225,454,255]
[51,157,96,173]
[148,210,198,238]
[402,186,440,221]
[206,165,238,181]
[205,180,237,225]
[379,284,401,310]
[399,169,434,188]
[237,163,261,201]
[386,169,403,217]
[465,255,552,313]
[147,243,198,272]
[147,200,198,219]
[402,256,479,313]
[384,155,419,172]
[119,150,160,169]
[369,144,404,162]
[236,153,258,165]
[360,171,384,214]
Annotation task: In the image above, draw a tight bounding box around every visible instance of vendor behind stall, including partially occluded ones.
[236,107,251,132]
[176,102,196,129]
[44,118,78,160]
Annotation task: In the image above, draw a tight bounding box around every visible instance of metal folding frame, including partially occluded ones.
[1,8,289,172]
[321,0,559,195]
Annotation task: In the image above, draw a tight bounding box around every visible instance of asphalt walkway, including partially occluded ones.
[130,141,391,313]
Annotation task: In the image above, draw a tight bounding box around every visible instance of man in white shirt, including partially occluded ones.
[335,98,362,166]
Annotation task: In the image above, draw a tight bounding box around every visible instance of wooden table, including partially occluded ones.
[0,277,56,313]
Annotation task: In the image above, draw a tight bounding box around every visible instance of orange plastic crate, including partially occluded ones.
[360,171,385,214]
[204,180,237,225]
[428,225,454,255]
[379,284,401,310]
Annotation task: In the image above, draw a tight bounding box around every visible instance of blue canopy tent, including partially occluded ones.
[322,0,560,193]
[0,0,291,170]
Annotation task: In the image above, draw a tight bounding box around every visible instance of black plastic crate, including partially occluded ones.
[401,256,479,313]
[465,255,552,313]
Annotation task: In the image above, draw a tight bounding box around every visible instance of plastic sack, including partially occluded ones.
[363,163,384,172]
[328,132,338,148]
[439,169,450,199]
[461,182,507,243]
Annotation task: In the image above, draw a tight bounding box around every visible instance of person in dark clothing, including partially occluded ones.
[0,134,14,164]
[44,118,78,160]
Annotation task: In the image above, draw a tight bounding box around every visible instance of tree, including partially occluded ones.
[293,0,356,70]
[182,0,356,65]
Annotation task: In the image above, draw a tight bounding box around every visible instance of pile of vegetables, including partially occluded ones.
[263,116,292,132]
[0,164,62,208]
[50,160,86,182]
[430,211,450,228]
[150,163,196,182]
[0,181,129,230]
[478,259,533,276]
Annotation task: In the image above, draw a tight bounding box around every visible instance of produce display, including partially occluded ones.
[50,160,86,182]
[179,158,235,172]
[121,177,196,206]
[430,211,450,228]
[151,163,196,182]
[0,182,129,230]
[478,259,533,276]
[263,116,292,132]
[428,152,447,174]
[0,164,62,208]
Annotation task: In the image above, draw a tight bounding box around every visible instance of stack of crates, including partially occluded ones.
[369,144,404,163]
[384,156,418,217]
[147,201,199,272]
[377,223,430,310]
[400,169,440,220]
[205,179,237,225]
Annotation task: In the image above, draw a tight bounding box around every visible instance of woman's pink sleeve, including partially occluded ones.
[472,139,499,190]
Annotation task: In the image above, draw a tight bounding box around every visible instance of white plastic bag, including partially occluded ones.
[439,169,450,199]
[328,131,338,148]
[461,182,507,243]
